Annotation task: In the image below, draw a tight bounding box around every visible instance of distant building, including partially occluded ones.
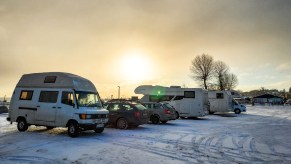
[252,94,284,105]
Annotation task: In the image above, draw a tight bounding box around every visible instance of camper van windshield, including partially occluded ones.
[75,91,102,108]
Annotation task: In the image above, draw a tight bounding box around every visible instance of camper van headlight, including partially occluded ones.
[79,114,92,119]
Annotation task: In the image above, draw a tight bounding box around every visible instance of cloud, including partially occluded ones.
[276,62,291,72]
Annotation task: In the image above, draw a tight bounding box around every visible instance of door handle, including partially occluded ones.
[52,106,56,109]
[57,107,62,109]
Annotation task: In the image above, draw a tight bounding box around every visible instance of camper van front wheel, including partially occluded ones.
[17,118,28,132]
[67,122,79,138]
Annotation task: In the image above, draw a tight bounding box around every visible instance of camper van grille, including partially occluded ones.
[91,114,108,119]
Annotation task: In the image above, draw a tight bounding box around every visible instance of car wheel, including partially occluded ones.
[17,118,28,132]
[67,122,79,138]
[175,111,179,119]
[161,121,167,124]
[46,126,54,130]
[234,109,241,114]
[151,115,160,124]
[116,118,128,129]
[94,128,104,133]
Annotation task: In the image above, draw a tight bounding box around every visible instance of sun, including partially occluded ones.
[120,50,152,82]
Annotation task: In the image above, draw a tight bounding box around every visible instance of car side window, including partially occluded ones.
[19,90,33,100]
[216,93,224,99]
[108,104,120,111]
[61,92,75,106]
[122,104,134,110]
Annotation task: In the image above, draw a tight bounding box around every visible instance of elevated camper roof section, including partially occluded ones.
[134,85,205,95]
[16,72,97,92]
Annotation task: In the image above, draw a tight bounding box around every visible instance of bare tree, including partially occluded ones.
[224,73,238,90]
[190,54,215,89]
[213,61,229,90]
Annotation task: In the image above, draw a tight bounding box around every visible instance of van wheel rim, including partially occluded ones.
[19,122,24,129]
[69,125,75,133]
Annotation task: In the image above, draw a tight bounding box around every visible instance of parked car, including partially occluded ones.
[105,100,150,129]
[142,102,176,124]
[285,99,291,105]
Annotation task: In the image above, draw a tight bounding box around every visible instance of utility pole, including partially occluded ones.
[118,86,120,99]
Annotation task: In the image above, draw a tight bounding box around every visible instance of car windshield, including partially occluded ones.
[134,104,147,110]
[75,91,102,107]
[232,99,239,105]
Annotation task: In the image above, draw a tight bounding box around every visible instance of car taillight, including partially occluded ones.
[164,109,171,114]
[134,112,141,118]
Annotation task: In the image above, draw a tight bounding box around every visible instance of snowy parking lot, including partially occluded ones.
[1,105,291,164]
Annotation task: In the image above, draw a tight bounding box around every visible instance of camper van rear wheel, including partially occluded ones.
[151,115,160,124]
[116,118,128,129]
[17,118,28,132]
[234,109,241,114]
[67,122,79,138]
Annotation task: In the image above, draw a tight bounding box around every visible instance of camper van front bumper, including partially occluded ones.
[79,123,106,131]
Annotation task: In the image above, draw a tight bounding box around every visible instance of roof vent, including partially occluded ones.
[44,76,57,83]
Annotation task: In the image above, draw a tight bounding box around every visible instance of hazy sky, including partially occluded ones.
[0,0,291,99]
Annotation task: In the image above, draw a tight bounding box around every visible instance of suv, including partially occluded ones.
[142,102,176,124]
[105,100,149,129]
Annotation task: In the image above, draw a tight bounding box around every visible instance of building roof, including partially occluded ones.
[253,94,283,99]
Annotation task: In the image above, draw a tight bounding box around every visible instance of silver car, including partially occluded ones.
[142,102,176,124]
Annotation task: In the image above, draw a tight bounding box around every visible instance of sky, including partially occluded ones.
[0,0,291,99]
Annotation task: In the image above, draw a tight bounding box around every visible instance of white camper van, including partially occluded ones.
[7,72,109,137]
[135,85,209,118]
[208,91,246,114]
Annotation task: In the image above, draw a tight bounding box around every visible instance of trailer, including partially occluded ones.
[134,85,209,118]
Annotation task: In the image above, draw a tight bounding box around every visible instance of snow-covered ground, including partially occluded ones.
[1,105,291,163]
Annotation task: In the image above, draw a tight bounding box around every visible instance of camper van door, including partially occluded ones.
[36,89,59,124]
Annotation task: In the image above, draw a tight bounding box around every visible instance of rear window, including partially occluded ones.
[39,91,59,103]
[134,104,147,110]
[163,103,174,109]
[19,90,33,100]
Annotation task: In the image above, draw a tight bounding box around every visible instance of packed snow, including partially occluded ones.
[1,105,291,163]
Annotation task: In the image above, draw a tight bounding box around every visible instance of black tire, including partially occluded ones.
[67,121,79,138]
[17,118,28,132]
[116,118,128,129]
[161,121,167,124]
[209,111,215,115]
[94,128,104,133]
[234,109,241,114]
[175,111,179,119]
[46,126,54,130]
[151,115,160,124]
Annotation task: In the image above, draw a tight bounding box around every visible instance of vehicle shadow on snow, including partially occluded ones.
[213,113,238,117]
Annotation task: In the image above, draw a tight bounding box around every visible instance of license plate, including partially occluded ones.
[96,124,104,128]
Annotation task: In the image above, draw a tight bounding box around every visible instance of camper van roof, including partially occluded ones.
[134,85,205,95]
[16,72,97,92]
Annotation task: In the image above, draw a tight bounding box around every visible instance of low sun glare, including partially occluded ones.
[119,50,152,83]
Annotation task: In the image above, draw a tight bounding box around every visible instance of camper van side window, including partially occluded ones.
[61,92,75,106]
[19,90,33,100]
[184,91,195,98]
[216,93,224,99]
[44,76,57,83]
[39,91,59,103]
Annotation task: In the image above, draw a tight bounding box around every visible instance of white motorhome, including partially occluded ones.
[7,72,109,137]
[208,91,246,114]
[135,85,209,118]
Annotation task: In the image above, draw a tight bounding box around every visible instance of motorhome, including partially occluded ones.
[7,72,109,137]
[208,91,246,114]
[135,85,209,118]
